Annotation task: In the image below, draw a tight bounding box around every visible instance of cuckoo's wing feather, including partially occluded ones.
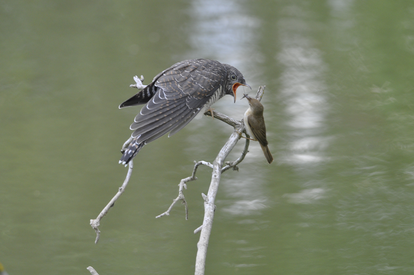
[155,59,226,109]
[143,107,197,143]
[168,108,200,137]
[130,90,202,144]
[131,98,190,136]
[131,99,188,129]
[127,59,229,145]
[118,59,197,108]
[132,100,198,143]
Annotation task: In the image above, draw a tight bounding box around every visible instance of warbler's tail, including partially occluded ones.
[260,144,273,164]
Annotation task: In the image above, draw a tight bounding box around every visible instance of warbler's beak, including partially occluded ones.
[242,93,251,100]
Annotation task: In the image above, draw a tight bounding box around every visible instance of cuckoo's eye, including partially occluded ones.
[231,74,237,80]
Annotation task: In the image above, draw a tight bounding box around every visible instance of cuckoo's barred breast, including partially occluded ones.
[119,59,248,165]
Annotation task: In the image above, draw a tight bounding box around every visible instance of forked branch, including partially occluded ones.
[88,79,266,275]
[89,160,133,244]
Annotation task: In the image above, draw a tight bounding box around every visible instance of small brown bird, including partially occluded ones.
[242,94,273,164]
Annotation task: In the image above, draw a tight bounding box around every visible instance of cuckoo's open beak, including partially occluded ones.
[232,83,252,103]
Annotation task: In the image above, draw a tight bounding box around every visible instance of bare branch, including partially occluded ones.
[156,160,213,219]
[194,224,203,234]
[86,266,99,275]
[155,86,267,274]
[155,176,190,219]
[193,160,214,173]
[222,136,250,173]
[204,110,241,128]
[194,127,243,275]
[194,86,266,274]
[90,160,134,244]
[256,85,266,101]
[89,81,267,275]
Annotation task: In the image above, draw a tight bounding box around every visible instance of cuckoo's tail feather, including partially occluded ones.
[119,139,146,165]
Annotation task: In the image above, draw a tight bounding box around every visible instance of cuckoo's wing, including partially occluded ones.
[130,59,227,144]
[119,59,226,109]
[118,59,194,108]
[154,59,226,109]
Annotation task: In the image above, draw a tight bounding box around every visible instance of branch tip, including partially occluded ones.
[87,266,99,275]
[194,225,203,234]
[89,161,133,243]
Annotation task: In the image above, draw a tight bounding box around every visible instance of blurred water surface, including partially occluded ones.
[1,1,414,274]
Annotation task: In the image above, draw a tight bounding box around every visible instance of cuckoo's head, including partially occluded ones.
[224,64,250,102]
